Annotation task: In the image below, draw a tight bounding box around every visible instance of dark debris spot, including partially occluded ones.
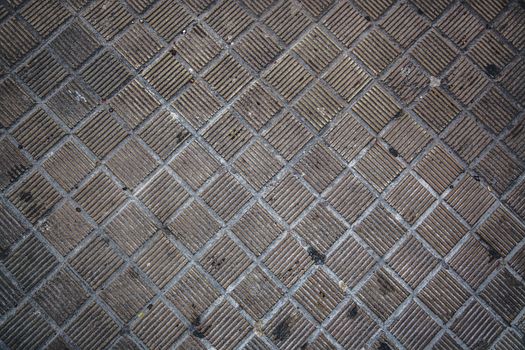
[169,48,177,56]
[347,305,358,318]
[273,319,290,342]
[19,191,32,202]
[307,246,325,265]
[473,175,480,182]
[191,315,206,338]
[378,342,393,350]
[75,207,82,213]
[119,324,130,335]
[17,144,23,150]
[485,64,500,78]
[416,8,424,15]
[388,146,399,157]
[122,186,128,191]
[364,15,371,21]
[147,304,153,310]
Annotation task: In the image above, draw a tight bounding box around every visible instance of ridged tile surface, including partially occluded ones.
[1,1,524,349]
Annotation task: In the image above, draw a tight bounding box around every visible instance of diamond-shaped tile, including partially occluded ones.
[43,141,96,192]
[472,86,518,134]
[327,236,375,288]
[34,269,89,325]
[40,201,93,256]
[74,171,127,224]
[231,267,282,319]
[0,138,30,190]
[166,266,219,320]
[264,1,312,45]
[324,56,371,102]
[201,171,251,221]
[18,49,69,98]
[469,31,513,78]
[294,82,344,131]
[0,202,26,252]
[355,204,406,256]
[233,81,283,131]
[296,143,345,192]
[506,178,525,221]
[476,145,523,195]
[12,108,66,160]
[326,114,373,162]
[0,77,35,128]
[173,81,221,130]
[84,0,133,40]
[204,54,252,101]
[47,79,97,128]
[353,30,401,76]
[388,236,438,288]
[327,173,375,223]
[168,201,220,253]
[145,0,193,42]
[206,0,253,42]
[415,144,463,194]
[446,174,496,226]
[264,54,314,102]
[201,300,251,349]
[506,118,525,162]
[295,203,346,253]
[70,236,124,289]
[445,57,489,105]
[482,268,525,324]
[263,112,314,161]
[417,203,468,257]
[110,79,161,130]
[451,301,504,348]
[101,267,155,321]
[323,1,370,47]
[411,29,458,76]
[132,301,185,350]
[106,202,157,256]
[355,143,405,192]
[203,111,252,161]
[380,3,430,49]
[357,268,409,321]
[326,300,379,349]
[384,57,428,105]
[389,302,441,350]
[265,172,315,224]
[66,302,119,349]
[234,24,282,71]
[449,236,500,289]
[234,139,284,191]
[137,233,188,288]
[265,302,316,349]
[294,26,341,74]
[413,87,461,133]
[231,202,284,256]
[0,18,38,66]
[175,24,221,72]
[4,236,58,292]
[81,50,132,99]
[352,84,401,133]
[0,273,22,319]
[50,19,99,70]
[477,206,525,258]
[142,53,192,100]
[386,174,435,225]
[0,303,54,350]
[169,140,220,190]
[354,0,394,19]
[445,115,492,163]
[8,170,61,224]
[419,269,469,322]
[383,114,432,162]
[137,169,189,223]
[139,110,191,160]
[496,5,525,50]
[294,269,345,323]
[264,234,313,288]
[114,23,163,69]
[201,235,251,288]
[107,138,159,190]
[438,4,484,49]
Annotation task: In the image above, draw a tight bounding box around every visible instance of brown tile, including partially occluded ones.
[324,56,371,102]
[175,24,221,71]
[294,82,344,131]
[263,112,314,161]
[114,23,163,69]
[233,81,283,131]
[0,303,54,350]
[352,84,401,133]
[293,26,341,74]
[384,57,428,105]
[142,52,192,100]
[414,144,463,194]
[445,115,492,164]
[81,50,132,99]
[204,54,252,101]
[295,143,345,193]
[264,302,316,349]
[203,111,252,161]
[201,301,251,349]
[327,172,375,223]
[136,232,188,288]
[481,269,525,323]
[0,77,35,128]
[0,138,30,190]
[172,81,221,129]
[0,202,26,252]
[264,54,313,102]
[205,0,253,42]
[389,302,441,350]
[323,1,370,47]
[85,0,133,40]
[477,206,525,258]
[353,30,401,76]
[264,1,312,45]
[145,0,192,41]
[386,174,435,225]
[451,301,504,348]
[380,3,430,49]
[234,24,282,72]
[438,4,484,49]
[383,114,432,162]
[47,79,97,128]
[200,235,252,288]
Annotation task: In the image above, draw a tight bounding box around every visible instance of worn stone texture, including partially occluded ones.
[0,0,524,349]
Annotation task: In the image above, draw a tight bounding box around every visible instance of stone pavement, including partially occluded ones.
[1,0,525,349]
